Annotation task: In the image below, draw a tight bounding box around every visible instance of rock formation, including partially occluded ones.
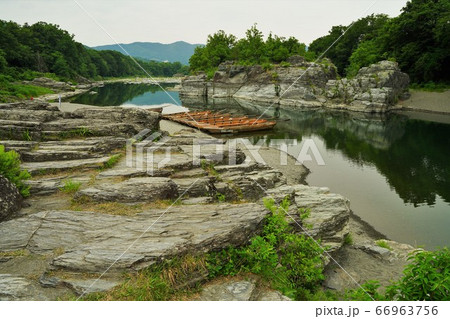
[180,60,410,113]
[0,100,160,140]
[0,175,22,222]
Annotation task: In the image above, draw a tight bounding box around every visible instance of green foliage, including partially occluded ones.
[200,159,219,176]
[189,24,311,72]
[409,82,450,92]
[261,62,273,71]
[22,130,32,142]
[56,127,94,140]
[206,197,325,300]
[313,1,450,83]
[343,233,353,245]
[100,154,122,170]
[0,20,189,84]
[0,145,31,197]
[375,240,392,250]
[346,39,382,77]
[59,179,82,194]
[385,248,450,301]
[0,75,54,102]
[345,248,450,301]
[215,192,226,202]
[81,255,207,301]
[344,280,386,301]
[309,14,389,76]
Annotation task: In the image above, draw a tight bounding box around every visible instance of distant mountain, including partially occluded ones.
[91,41,202,65]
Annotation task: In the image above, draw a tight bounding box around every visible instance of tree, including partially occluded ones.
[234,24,265,64]
[51,52,71,79]
[189,30,236,72]
[0,49,7,72]
[346,39,382,77]
[380,0,450,82]
[309,14,389,75]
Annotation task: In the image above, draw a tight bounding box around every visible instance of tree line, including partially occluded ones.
[191,0,449,84]
[189,24,313,75]
[0,20,189,81]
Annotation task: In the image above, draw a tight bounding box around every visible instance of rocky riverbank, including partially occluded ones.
[180,59,410,113]
[0,101,416,300]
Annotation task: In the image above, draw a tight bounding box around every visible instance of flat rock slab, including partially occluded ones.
[26,176,91,196]
[0,274,62,301]
[75,177,179,202]
[0,204,268,274]
[195,279,291,301]
[22,156,113,175]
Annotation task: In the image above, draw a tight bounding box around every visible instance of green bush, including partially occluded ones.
[206,197,325,300]
[385,248,450,301]
[346,248,450,301]
[344,280,386,301]
[0,145,31,197]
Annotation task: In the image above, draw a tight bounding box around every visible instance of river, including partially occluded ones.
[70,83,450,249]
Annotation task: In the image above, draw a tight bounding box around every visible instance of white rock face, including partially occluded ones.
[180,60,409,113]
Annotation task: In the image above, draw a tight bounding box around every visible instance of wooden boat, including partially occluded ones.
[162,111,276,133]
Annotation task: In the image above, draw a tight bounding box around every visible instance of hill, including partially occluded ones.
[92,41,202,65]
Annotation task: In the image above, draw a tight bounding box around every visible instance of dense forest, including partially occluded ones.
[0,20,189,81]
[191,0,449,84]
[309,0,449,82]
[189,25,313,76]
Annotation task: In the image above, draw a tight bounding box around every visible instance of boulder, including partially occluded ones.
[0,175,22,222]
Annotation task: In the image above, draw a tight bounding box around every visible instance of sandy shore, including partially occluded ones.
[399,90,450,114]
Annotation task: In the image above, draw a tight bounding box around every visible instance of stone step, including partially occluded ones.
[0,140,38,153]
[26,176,90,196]
[21,156,113,175]
[21,150,100,162]
[74,177,179,203]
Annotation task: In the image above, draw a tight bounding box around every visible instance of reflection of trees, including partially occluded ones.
[71,83,175,106]
[321,119,450,206]
[182,96,450,206]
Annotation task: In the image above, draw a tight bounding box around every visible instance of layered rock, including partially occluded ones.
[180,60,410,113]
[0,175,22,222]
[325,60,410,112]
[0,101,160,140]
[0,204,269,273]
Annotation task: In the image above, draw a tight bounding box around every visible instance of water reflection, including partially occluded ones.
[71,82,181,106]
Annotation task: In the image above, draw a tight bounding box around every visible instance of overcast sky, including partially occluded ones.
[1,0,409,46]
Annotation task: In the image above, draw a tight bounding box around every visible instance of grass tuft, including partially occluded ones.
[99,154,123,170]
[59,179,82,194]
[375,240,392,250]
